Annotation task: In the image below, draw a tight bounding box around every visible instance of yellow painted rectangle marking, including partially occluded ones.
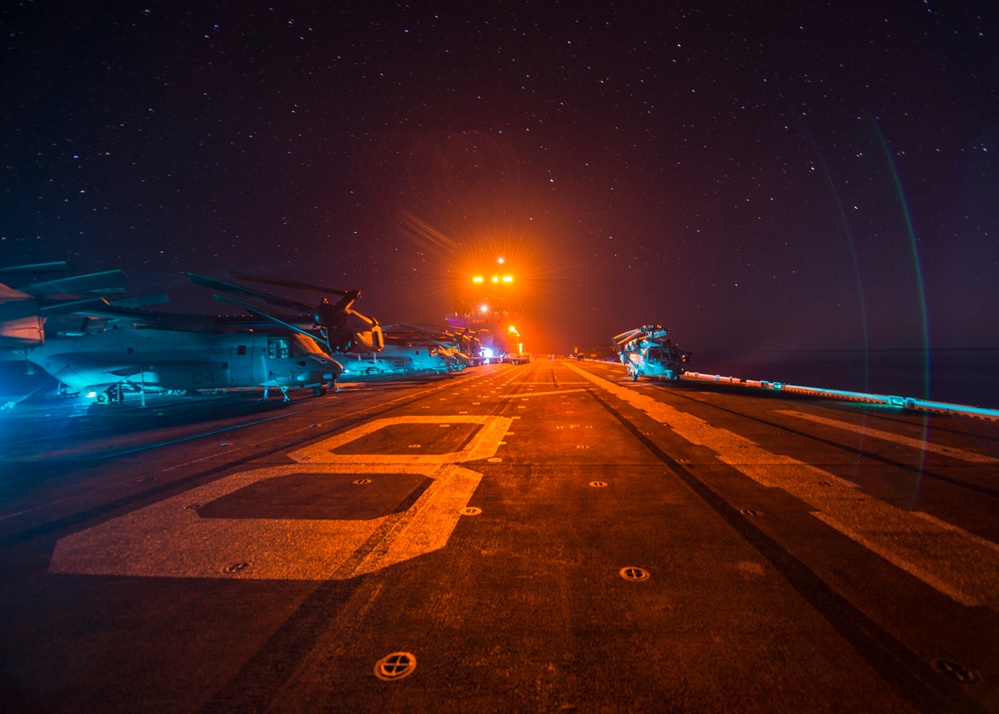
[49,415,513,581]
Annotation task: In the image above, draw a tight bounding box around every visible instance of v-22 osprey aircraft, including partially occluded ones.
[26,325,342,403]
[188,272,384,355]
[336,323,473,377]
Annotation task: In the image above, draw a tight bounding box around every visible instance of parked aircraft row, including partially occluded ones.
[0,263,482,406]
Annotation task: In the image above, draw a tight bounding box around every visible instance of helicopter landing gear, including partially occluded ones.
[312,385,327,397]
[280,386,290,403]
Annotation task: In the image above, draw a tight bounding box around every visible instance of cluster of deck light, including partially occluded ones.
[471,257,516,314]
[472,256,514,286]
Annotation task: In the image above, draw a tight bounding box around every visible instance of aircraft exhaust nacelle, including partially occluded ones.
[322,300,383,350]
[24,327,342,396]
[333,317,384,354]
[0,287,46,349]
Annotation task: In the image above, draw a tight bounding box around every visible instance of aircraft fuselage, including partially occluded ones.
[26,326,342,394]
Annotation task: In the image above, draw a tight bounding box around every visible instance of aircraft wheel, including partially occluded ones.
[631,371,639,382]
[313,386,327,397]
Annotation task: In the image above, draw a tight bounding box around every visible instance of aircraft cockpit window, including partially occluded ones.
[646,348,663,361]
[268,339,291,359]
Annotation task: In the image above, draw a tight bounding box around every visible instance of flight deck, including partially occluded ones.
[1,360,997,712]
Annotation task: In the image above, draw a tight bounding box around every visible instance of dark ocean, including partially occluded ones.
[690,349,999,411]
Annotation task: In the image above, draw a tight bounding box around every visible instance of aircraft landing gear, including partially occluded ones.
[312,385,327,397]
[280,386,290,403]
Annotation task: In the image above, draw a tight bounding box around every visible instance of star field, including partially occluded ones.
[2,1,997,353]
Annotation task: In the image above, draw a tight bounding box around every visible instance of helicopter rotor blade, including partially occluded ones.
[211,295,327,346]
[188,273,312,314]
[229,272,352,298]
[209,293,302,321]
[385,322,445,338]
[248,310,329,349]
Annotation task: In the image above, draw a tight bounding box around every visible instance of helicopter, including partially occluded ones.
[614,325,691,382]
[1,263,341,404]
[21,320,342,403]
[436,324,483,366]
[188,272,384,354]
[335,324,473,378]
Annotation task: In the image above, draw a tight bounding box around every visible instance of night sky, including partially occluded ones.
[2,1,997,355]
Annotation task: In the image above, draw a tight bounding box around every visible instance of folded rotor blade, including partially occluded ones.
[230,272,351,298]
[239,305,326,346]
[39,297,111,315]
[22,269,129,296]
[0,261,74,277]
[188,272,312,313]
[110,293,170,308]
